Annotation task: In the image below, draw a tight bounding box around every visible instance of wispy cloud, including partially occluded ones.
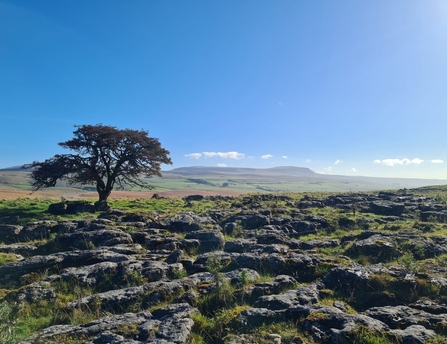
[324,166,332,172]
[185,151,245,159]
[334,159,342,165]
[305,159,311,163]
[351,168,357,172]
[432,159,444,164]
[282,156,288,159]
[184,153,202,159]
[373,158,424,166]
[261,154,273,159]
[217,163,227,167]
[278,102,283,106]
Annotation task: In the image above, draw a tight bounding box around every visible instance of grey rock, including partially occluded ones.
[409,300,447,314]
[224,239,258,253]
[6,283,56,305]
[226,213,270,230]
[58,261,119,286]
[18,221,58,241]
[254,284,319,310]
[390,325,437,344]
[0,224,22,241]
[322,264,372,292]
[86,331,142,344]
[224,268,260,285]
[238,307,285,328]
[165,249,185,264]
[365,305,447,330]
[420,211,447,222]
[0,244,37,256]
[0,255,64,285]
[22,306,197,344]
[293,305,389,343]
[289,220,318,236]
[185,229,225,253]
[370,201,405,216]
[52,229,133,250]
[66,280,190,313]
[165,212,216,233]
[348,234,399,263]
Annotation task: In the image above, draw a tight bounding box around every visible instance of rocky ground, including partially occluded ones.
[1,190,447,343]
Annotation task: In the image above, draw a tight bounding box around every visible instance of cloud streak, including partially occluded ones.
[184,153,202,159]
[261,154,273,159]
[185,151,245,159]
[431,159,444,164]
[373,158,424,166]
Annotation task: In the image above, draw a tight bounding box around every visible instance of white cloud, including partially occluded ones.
[334,159,342,165]
[351,168,357,172]
[185,153,202,159]
[432,159,444,164]
[373,158,424,166]
[282,156,288,159]
[324,166,332,172]
[202,151,245,159]
[261,154,273,159]
[411,158,424,165]
[305,159,311,163]
[217,163,227,167]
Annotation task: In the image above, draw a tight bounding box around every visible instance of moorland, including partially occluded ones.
[2,182,447,343]
[2,165,447,199]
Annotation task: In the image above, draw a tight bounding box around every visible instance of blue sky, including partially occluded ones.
[1,1,447,179]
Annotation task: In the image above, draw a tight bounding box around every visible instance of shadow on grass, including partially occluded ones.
[0,199,56,224]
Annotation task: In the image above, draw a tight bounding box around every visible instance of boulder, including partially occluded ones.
[237,307,285,328]
[254,284,319,310]
[224,239,258,253]
[370,202,405,216]
[50,229,133,251]
[364,305,447,330]
[347,234,399,263]
[165,212,216,233]
[390,325,437,344]
[225,213,270,229]
[0,244,37,256]
[18,221,58,241]
[0,224,22,242]
[185,230,225,253]
[289,305,390,343]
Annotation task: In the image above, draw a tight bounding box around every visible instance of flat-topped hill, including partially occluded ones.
[1,166,447,199]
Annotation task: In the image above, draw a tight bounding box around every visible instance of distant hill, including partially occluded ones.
[1,165,447,196]
[162,165,447,191]
[163,166,317,177]
[0,165,27,172]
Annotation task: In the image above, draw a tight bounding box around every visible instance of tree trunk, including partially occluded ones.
[96,184,111,211]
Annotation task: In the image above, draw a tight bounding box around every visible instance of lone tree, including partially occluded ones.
[23,124,172,206]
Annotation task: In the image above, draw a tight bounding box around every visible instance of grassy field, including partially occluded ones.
[1,169,447,201]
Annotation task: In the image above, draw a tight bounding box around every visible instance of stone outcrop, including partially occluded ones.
[2,190,447,343]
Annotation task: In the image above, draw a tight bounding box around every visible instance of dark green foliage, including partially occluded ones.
[23,125,172,203]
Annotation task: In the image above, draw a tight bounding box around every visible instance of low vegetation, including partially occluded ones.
[1,186,447,343]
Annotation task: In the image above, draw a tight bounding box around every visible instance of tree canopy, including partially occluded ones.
[23,124,172,204]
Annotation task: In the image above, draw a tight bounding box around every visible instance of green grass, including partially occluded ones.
[0,253,18,266]
[2,187,447,343]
